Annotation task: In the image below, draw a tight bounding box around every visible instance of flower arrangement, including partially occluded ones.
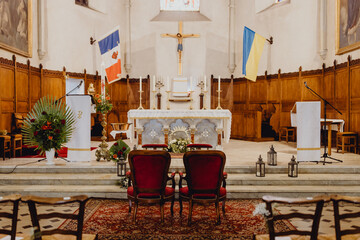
[21,96,75,154]
[167,138,190,153]
[109,139,131,162]
[93,93,113,114]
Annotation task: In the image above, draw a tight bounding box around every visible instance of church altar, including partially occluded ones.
[127,109,232,149]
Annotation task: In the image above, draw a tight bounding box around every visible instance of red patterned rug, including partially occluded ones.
[60,199,295,240]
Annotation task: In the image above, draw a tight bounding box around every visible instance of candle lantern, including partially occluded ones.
[288,155,298,177]
[256,155,265,177]
[267,145,277,166]
[117,154,127,177]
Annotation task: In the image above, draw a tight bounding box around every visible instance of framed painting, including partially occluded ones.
[336,0,360,55]
[0,0,32,57]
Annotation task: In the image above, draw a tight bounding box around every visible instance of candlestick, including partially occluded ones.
[167,76,170,92]
[152,90,157,110]
[218,75,221,91]
[202,90,208,110]
[166,91,171,110]
[189,91,194,110]
[139,76,142,91]
[204,75,207,92]
[153,75,156,91]
[216,89,222,110]
[138,90,144,110]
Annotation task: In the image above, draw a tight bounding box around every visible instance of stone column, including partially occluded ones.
[38,0,46,59]
[319,0,327,59]
[228,0,236,73]
[124,0,132,73]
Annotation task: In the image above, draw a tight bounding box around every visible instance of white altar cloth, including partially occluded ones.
[127,109,232,145]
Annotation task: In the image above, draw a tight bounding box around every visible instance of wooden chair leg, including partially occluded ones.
[215,200,220,225]
[128,200,132,213]
[179,197,183,215]
[160,202,164,223]
[188,199,193,226]
[133,202,138,223]
[171,197,174,216]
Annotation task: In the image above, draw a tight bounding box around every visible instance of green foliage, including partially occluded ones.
[109,139,131,162]
[93,93,113,114]
[21,96,75,153]
[167,138,190,153]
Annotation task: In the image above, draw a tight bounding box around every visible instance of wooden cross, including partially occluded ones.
[161,21,200,76]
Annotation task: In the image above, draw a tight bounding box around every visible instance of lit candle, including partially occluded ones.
[218,75,221,91]
[189,76,192,91]
[167,76,170,91]
[153,75,156,91]
[139,76,142,91]
[204,75,207,92]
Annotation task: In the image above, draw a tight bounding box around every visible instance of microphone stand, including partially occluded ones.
[304,82,342,165]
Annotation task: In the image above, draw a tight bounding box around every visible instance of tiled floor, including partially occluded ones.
[275,201,360,235]
[0,200,359,236]
[0,201,79,236]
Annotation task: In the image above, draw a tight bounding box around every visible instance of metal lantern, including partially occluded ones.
[256,155,266,177]
[117,154,127,177]
[288,155,298,177]
[267,145,277,166]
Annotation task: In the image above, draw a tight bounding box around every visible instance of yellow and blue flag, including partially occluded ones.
[242,27,265,82]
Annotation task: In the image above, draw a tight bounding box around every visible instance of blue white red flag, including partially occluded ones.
[98,27,122,84]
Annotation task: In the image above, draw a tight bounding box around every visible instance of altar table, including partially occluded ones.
[127,110,232,149]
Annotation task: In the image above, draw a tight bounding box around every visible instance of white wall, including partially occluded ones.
[0,0,126,74]
[234,0,360,76]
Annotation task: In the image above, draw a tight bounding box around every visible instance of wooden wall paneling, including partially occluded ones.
[127,78,141,110]
[347,56,351,131]
[302,75,322,101]
[30,69,41,107]
[16,63,30,113]
[249,79,267,104]
[0,58,15,132]
[27,60,31,111]
[42,70,65,99]
[334,65,348,128]
[39,64,43,97]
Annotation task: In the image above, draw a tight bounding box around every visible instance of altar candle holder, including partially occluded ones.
[152,90,157,110]
[166,91,171,110]
[189,91,194,110]
[197,79,207,110]
[155,79,164,110]
[216,89,222,110]
[138,90,144,110]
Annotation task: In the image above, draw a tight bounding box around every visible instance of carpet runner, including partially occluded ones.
[60,199,295,240]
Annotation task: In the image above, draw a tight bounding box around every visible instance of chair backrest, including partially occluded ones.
[22,195,89,240]
[128,150,171,197]
[331,195,360,240]
[262,195,328,240]
[183,150,226,196]
[0,194,21,240]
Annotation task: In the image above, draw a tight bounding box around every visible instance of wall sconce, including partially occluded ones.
[117,155,127,177]
[267,145,277,166]
[256,155,265,177]
[288,155,298,177]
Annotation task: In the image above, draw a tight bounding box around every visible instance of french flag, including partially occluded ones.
[98,28,122,84]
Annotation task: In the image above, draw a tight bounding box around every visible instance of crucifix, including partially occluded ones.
[161,21,200,75]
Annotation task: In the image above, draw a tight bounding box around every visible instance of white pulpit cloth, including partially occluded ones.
[66,95,91,162]
[127,109,232,143]
[292,102,321,162]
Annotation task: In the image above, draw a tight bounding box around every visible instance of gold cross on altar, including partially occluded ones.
[161,21,200,76]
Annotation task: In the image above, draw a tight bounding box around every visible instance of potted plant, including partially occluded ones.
[21,96,75,165]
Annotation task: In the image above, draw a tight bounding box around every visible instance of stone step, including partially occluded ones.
[1,184,360,199]
[226,174,360,186]
[1,173,359,186]
[1,164,360,174]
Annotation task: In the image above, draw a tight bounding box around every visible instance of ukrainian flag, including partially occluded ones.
[242,27,266,82]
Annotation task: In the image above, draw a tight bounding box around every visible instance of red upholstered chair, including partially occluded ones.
[187,143,212,150]
[127,150,175,223]
[142,144,168,150]
[179,150,227,225]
